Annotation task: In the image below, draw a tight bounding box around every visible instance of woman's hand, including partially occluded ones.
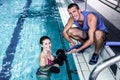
[53,64,59,67]
[47,50,52,54]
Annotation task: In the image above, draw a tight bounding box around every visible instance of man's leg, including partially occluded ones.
[89,30,106,65]
[67,27,87,43]
[94,30,106,54]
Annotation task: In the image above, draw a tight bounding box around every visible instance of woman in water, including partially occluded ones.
[36,36,60,80]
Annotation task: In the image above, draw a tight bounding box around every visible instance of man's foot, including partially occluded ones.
[89,53,99,65]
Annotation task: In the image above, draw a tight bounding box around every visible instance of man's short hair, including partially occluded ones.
[68,3,79,10]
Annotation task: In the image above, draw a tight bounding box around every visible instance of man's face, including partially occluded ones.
[68,6,80,20]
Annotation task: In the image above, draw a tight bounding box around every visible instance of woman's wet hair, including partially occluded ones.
[40,36,51,44]
[68,3,79,10]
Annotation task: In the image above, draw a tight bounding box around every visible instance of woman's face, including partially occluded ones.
[41,39,51,51]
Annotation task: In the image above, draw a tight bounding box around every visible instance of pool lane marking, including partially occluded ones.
[0,0,32,79]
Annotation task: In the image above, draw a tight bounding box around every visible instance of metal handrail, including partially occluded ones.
[89,55,120,80]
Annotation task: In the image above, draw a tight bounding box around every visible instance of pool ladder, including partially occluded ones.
[89,55,120,80]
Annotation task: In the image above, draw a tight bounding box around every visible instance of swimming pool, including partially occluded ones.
[0,0,79,80]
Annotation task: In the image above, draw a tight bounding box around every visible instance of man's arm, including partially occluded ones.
[63,17,75,45]
[77,13,97,51]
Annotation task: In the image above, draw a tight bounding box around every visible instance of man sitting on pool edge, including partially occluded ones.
[63,3,108,65]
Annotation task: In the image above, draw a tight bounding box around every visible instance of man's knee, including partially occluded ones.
[62,29,72,37]
[95,30,106,40]
[67,28,74,36]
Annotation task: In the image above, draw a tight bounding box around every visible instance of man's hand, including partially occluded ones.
[66,49,79,54]
[70,42,75,47]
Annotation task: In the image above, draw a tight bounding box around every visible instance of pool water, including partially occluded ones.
[0,0,79,80]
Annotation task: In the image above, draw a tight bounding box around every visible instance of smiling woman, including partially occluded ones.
[36,36,60,80]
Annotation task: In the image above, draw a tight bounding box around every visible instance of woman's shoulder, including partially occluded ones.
[39,53,46,66]
[40,52,45,59]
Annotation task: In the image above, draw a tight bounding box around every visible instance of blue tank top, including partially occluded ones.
[74,11,108,33]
